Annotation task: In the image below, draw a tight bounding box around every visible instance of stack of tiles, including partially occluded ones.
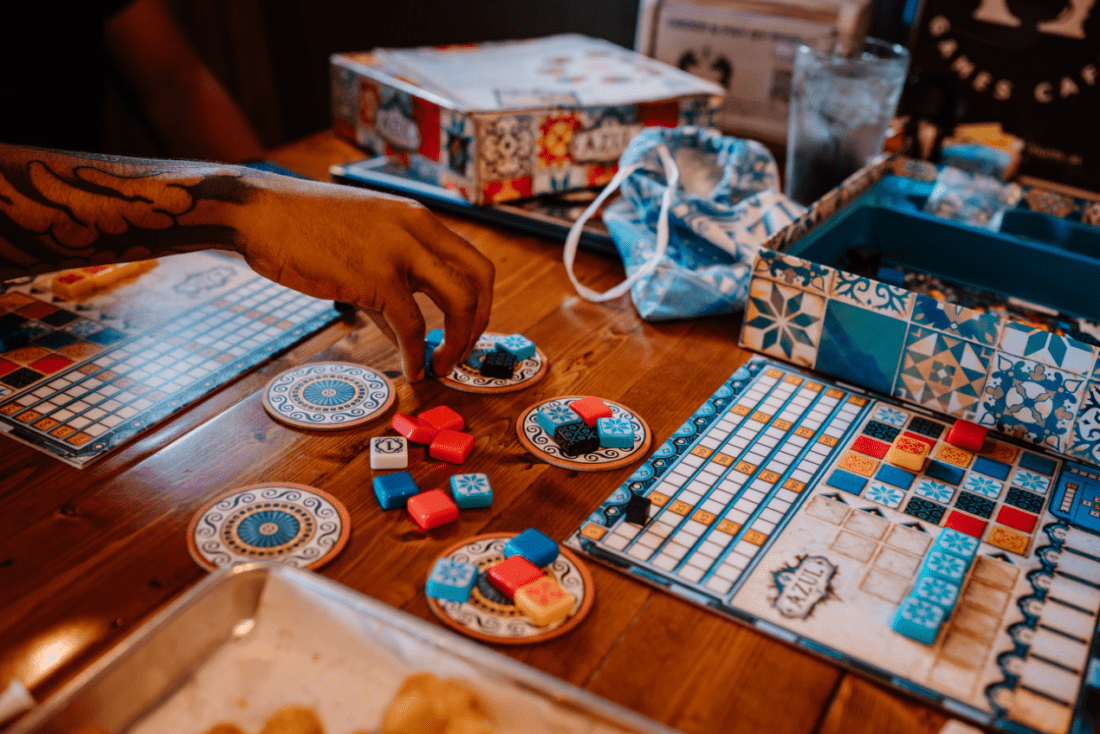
[494,528,574,626]
[892,528,978,644]
[539,396,633,457]
[391,405,475,464]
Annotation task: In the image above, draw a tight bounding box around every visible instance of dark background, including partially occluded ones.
[107,0,914,155]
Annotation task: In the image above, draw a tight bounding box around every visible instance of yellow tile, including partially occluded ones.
[988,525,1029,555]
[717,520,741,535]
[731,404,751,416]
[649,492,669,507]
[51,425,75,438]
[765,368,783,379]
[783,478,806,493]
[691,445,713,459]
[784,374,803,386]
[826,388,845,399]
[668,500,693,515]
[692,510,716,525]
[935,444,973,468]
[6,346,49,364]
[0,404,22,416]
[758,470,781,483]
[581,523,606,540]
[805,382,823,393]
[884,444,927,471]
[795,426,815,438]
[734,461,756,474]
[773,419,793,431]
[67,431,92,446]
[848,395,868,407]
[0,293,34,309]
[986,441,1018,464]
[892,435,931,455]
[751,411,771,423]
[33,417,58,431]
[514,577,575,627]
[818,435,839,447]
[838,451,879,477]
[744,529,768,546]
[712,453,734,466]
[16,410,41,424]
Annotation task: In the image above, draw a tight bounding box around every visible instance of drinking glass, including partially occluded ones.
[785,38,910,207]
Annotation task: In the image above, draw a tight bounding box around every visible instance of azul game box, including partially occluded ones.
[330,34,723,205]
[567,156,1100,734]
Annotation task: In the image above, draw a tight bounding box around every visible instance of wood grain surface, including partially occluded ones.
[0,132,951,734]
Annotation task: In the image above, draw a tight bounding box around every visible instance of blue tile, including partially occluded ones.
[87,327,126,345]
[425,328,444,346]
[876,464,916,490]
[815,301,907,395]
[449,473,493,509]
[892,596,944,645]
[925,460,965,486]
[972,455,1010,481]
[504,528,559,567]
[373,471,419,510]
[426,558,477,603]
[826,469,868,495]
[1018,451,1057,477]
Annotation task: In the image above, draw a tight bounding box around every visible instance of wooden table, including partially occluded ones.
[0,132,951,734]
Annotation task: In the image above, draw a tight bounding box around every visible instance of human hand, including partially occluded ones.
[237,174,494,381]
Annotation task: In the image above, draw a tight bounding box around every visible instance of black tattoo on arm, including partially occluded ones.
[0,146,256,280]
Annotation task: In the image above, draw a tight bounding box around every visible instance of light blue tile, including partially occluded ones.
[816,300,907,395]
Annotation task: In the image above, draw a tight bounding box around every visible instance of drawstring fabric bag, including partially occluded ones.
[564,126,806,321]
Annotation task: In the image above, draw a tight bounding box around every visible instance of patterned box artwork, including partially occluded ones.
[0,252,339,466]
[330,37,721,204]
[569,356,1100,734]
[741,247,1100,465]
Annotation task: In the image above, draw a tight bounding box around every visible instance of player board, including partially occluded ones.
[0,252,339,467]
[567,356,1100,734]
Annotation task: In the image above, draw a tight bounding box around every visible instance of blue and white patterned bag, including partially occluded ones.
[564,127,805,321]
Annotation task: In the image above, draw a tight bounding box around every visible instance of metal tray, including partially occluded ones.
[10,563,678,734]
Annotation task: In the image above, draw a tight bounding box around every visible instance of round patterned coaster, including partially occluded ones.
[263,361,395,430]
[438,333,548,394]
[516,396,652,471]
[187,483,351,571]
[426,533,594,645]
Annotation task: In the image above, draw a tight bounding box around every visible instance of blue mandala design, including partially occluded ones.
[864,482,905,509]
[1012,468,1050,494]
[236,510,300,547]
[302,379,356,407]
[915,479,954,504]
[911,295,999,346]
[962,472,1003,499]
[744,283,820,360]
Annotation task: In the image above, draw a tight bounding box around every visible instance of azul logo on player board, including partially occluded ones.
[772,555,837,619]
[571,120,644,163]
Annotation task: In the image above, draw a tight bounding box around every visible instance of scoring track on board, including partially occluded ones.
[568,356,1100,734]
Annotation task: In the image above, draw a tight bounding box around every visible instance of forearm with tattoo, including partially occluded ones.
[0,144,256,281]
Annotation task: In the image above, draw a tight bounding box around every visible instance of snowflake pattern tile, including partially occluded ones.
[742,278,825,367]
[961,472,1003,499]
[864,482,905,509]
[936,528,979,556]
[1011,468,1050,495]
[925,550,967,582]
[431,558,476,587]
[872,406,908,427]
[915,479,954,504]
[452,473,489,497]
[830,271,914,317]
[977,353,1085,452]
[915,575,959,607]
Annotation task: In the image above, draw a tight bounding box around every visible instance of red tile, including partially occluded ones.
[29,354,74,375]
[902,431,936,450]
[851,435,890,459]
[945,510,987,539]
[391,413,438,444]
[996,505,1037,534]
[487,555,544,600]
[406,489,458,531]
[16,300,56,319]
[945,419,987,452]
[0,359,17,378]
[418,405,464,432]
[570,397,613,427]
[430,429,474,463]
